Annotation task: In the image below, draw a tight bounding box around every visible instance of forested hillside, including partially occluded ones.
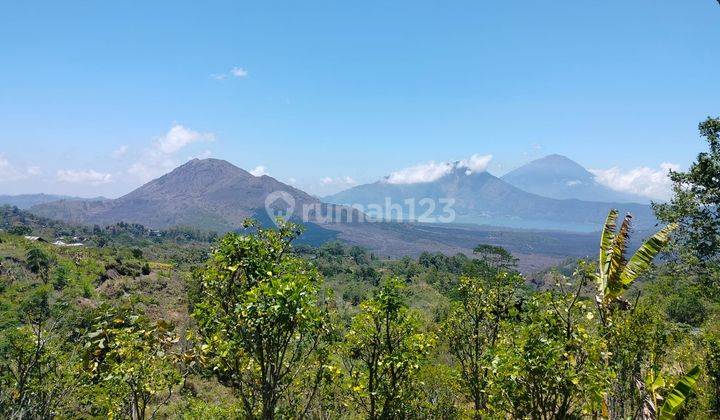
[1,118,720,419]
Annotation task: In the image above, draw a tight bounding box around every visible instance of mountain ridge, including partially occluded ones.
[500,154,649,203]
[324,163,656,231]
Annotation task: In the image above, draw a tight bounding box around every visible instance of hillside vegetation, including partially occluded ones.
[1,118,720,419]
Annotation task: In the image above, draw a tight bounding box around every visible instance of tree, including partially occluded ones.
[0,286,79,419]
[443,272,521,416]
[82,305,181,420]
[472,244,517,273]
[595,210,675,319]
[654,117,720,267]
[8,225,32,236]
[26,248,51,283]
[193,220,330,419]
[643,365,700,419]
[343,277,435,419]
[593,210,696,419]
[492,289,608,419]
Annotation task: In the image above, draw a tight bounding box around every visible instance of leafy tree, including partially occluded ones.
[8,225,32,236]
[492,287,608,418]
[26,248,51,283]
[654,117,720,267]
[706,330,720,416]
[193,220,330,419]
[52,264,70,291]
[443,272,521,416]
[0,286,79,419]
[593,210,698,419]
[472,244,517,273]
[343,277,435,419]
[82,305,181,420]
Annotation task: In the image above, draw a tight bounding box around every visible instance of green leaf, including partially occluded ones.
[619,223,677,288]
[598,210,618,292]
[659,366,701,420]
[606,214,632,297]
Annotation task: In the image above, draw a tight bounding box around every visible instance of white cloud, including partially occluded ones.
[127,124,216,183]
[250,165,269,177]
[191,150,213,160]
[459,154,493,172]
[211,66,249,80]
[566,180,582,187]
[231,67,248,78]
[156,124,214,154]
[0,155,42,181]
[26,166,42,176]
[112,145,129,159]
[56,169,112,186]
[320,176,357,186]
[590,162,679,201]
[385,154,493,184]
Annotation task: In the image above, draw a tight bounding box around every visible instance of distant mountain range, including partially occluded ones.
[0,193,105,209]
[31,159,322,232]
[501,154,649,203]
[324,156,655,231]
[25,157,648,272]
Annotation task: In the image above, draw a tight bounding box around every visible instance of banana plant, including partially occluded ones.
[643,366,701,419]
[596,209,676,307]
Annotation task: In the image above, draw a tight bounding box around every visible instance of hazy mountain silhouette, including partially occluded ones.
[28,158,654,272]
[325,164,655,231]
[0,193,103,209]
[501,154,648,203]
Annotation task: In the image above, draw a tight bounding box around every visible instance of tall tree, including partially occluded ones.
[25,248,50,283]
[443,272,522,417]
[654,117,720,269]
[193,220,330,419]
[343,278,434,419]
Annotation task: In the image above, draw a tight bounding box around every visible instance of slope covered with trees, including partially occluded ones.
[1,118,720,418]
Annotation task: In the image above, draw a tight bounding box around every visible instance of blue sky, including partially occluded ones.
[0,0,718,198]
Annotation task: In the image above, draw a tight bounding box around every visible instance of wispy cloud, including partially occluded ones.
[385,154,492,184]
[190,150,213,160]
[211,66,249,80]
[250,165,269,177]
[231,67,248,78]
[321,176,357,186]
[0,155,42,182]
[590,163,679,201]
[157,124,214,154]
[127,124,216,182]
[112,145,129,159]
[56,169,112,186]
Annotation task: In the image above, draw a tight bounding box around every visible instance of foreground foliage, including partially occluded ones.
[3,115,720,418]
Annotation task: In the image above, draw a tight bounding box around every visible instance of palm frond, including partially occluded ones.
[606,214,632,298]
[598,210,618,293]
[658,366,700,420]
[619,223,677,288]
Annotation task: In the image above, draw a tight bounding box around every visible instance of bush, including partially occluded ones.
[8,225,32,236]
[666,290,707,327]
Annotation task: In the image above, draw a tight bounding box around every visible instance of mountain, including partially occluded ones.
[28,158,621,272]
[0,193,102,209]
[501,154,649,203]
[324,166,656,231]
[31,158,322,232]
